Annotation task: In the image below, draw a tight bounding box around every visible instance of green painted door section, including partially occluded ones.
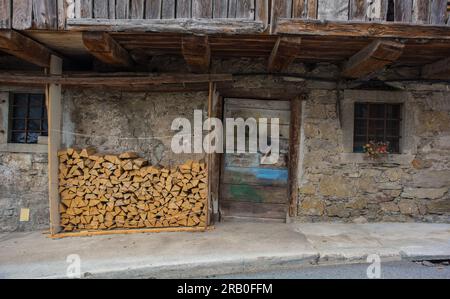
[220,98,290,222]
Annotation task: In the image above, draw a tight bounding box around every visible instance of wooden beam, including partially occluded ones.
[342,40,404,79]
[0,0,11,29]
[422,57,450,79]
[67,18,265,34]
[47,55,63,236]
[0,72,233,86]
[276,19,450,40]
[82,32,133,67]
[288,96,302,218]
[268,36,302,72]
[0,30,52,67]
[182,35,211,73]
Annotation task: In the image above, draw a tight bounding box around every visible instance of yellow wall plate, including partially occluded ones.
[20,208,30,222]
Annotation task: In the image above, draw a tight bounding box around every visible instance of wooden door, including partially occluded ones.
[219,98,290,222]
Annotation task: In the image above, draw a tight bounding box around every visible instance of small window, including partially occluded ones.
[9,93,48,144]
[353,103,402,153]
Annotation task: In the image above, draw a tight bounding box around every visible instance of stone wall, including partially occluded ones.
[61,89,208,167]
[298,89,450,223]
[0,152,49,232]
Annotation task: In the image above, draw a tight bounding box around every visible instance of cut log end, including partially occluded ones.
[59,148,208,232]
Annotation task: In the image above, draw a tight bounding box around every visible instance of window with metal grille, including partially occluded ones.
[9,93,48,144]
[353,103,402,153]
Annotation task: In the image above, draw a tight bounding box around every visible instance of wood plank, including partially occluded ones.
[67,18,265,34]
[317,0,349,21]
[367,0,388,21]
[268,36,302,72]
[32,0,58,29]
[82,32,133,66]
[255,0,269,26]
[422,57,450,79]
[192,0,212,18]
[349,0,368,21]
[276,19,450,39]
[145,0,161,19]
[177,0,192,18]
[293,0,307,18]
[58,0,75,29]
[94,0,109,18]
[342,39,405,79]
[306,0,318,19]
[288,96,301,218]
[0,0,11,29]
[0,72,233,85]
[182,35,210,73]
[131,0,145,19]
[225,153,288,169]
[115,0,130,19]
[221,183,288,204]
[48,55,63,235]
[161,0,175,18]
[51,226,209,239]
[222,167,288,187]
[271,0,292,33]
[228,0,237,17]
[236,0,254,19]
[0,30,52,67]
[430,0,448,24]
[213,0,228,18]
[109,0,116,18]
[220,200,287,219]
[79,0,93,18]
[394,0,413,22]
[413,0,431,24]
[12,0,32,29]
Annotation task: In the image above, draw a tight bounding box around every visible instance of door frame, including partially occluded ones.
[208,86,305,223]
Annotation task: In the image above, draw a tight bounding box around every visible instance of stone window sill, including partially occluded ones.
[339,153,415,165]
[0,143,48,154]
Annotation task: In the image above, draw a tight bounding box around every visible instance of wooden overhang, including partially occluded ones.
[1,19,450,80]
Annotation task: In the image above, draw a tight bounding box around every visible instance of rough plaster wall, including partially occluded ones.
[0,153,49,232]
[298,89,450,223]
[61,89,208,167]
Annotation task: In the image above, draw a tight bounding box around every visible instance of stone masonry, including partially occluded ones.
[298,89,450,223]
[0,152,49,232]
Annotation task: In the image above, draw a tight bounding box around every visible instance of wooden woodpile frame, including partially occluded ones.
[58,148,208,232]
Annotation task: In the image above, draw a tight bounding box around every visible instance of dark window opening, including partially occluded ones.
[353,103,402,154]
[9,93,48,144]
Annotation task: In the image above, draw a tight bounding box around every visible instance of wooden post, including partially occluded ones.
[206,82,213,226]
[208,83,223,224]
[288,96,302,218]
[47,55,63,235]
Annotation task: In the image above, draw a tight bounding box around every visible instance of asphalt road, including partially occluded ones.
[203,261,450,279]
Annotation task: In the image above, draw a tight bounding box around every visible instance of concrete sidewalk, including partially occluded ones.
[0,222,449,279]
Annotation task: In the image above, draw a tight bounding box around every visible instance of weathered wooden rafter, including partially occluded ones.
[182,35,211,73]
[0,30,53,67]
[0,72,233,86]
[268,36,302,73]
[422,57,450,79]
[67,18,265,35]
[82,32,133,67]
[342,40,405,79]
[276,19,450,40]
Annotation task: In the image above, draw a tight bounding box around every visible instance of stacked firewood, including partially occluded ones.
[58,148,208,232]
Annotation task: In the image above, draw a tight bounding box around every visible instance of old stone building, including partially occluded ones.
[0,1,449,235]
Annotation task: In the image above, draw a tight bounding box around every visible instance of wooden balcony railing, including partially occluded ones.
[0,0,449,32]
